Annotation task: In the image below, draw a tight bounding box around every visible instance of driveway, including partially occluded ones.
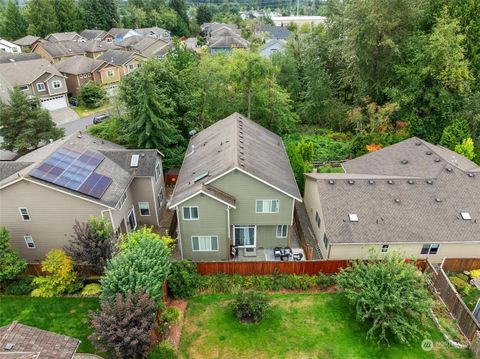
[50,107,80,126]
[61,109,113,136]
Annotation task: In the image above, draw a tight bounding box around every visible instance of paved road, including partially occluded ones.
[61,110,112,135]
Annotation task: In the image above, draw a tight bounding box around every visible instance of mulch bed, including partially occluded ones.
[164,299,188,350]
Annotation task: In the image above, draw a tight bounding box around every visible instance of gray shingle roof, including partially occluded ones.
[260,25,291,40]
[0,58,64,86]
[208,36,249,49]
[170,113,301,208]
[46,32,83,42]
[54,55,104,75]
[35,41,85,58]
[80,29,109,40]
[98,49,138,65]
[0,162,32,181]
[309,137,480,245]
[135,27,170,37]
[0,52,41,63]
[101,149,160,177]
[108,28,134,37]
[80,39,117,53]
[13,35,42,46]
[0,322,79,359]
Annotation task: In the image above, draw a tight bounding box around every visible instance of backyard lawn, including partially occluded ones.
[180,293,472,359]
[0,296,99,353]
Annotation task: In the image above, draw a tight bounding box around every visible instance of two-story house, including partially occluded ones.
[119,37,171,59]
[13,35,45,52]
[32,41,86,63]
[169,113,302,261]
[80,29,114,43]
[55,56,121,97]
[0,133,166,263]
[45,32,86,42]
[98,49,147,76]
[0,58,68,110]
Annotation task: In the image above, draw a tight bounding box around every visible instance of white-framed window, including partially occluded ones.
[182,206,199,220]
[129,64,134,71]
[107,70,114,77]
[127,207,137,231]
[276,225,288,238]
[234,225,256,247]
[24,235,35,248]
[323,234,329,249]
[118,192,127,209]
[154,163,161,183]
[36,83,46,92]
[315,211,321,228]
[19,85,28,91]
[138,202,150,216]
[381,244,389,253]
[421,243,439,255]
[52,80,62,89]
[256,199,279,213]
[19,207,30,221]
[192,236,218,251]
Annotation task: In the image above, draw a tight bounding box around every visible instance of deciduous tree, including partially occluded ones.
[0,227,27,286]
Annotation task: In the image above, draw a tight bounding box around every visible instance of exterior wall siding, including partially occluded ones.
[130,177,157,227]
[303,177,326,256]
[0,180,107,262]
[255,225,289,248]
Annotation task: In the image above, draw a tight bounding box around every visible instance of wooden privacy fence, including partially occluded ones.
[442,258,480,273]
[424,260,480,341]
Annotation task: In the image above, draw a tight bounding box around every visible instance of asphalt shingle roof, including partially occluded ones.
[98,49,138,65]
[35,41,85,58]
[0,52,41,64]
[260,25,291,40]
[54,55,104,75]
[208,36,249,49]
[13,35,42,46]
[80,29,109,40]
[46,32,83,42]
[0,58,63,86]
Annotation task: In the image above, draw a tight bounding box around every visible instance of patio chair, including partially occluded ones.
[293,253,303,261]
[274,247,283,258]
[283,247,292,257]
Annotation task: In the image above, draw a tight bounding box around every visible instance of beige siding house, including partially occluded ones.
[0,134,165,262]
[304,137,480,263]
[169,113,302,261]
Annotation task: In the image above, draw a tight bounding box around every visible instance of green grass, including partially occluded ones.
[462,289,480,311]
[72,103,113,118]
[0,296,100,353]
[179,293,472,359]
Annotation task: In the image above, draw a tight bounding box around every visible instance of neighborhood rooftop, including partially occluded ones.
[54,55,104,75]
[34,40,85,58]
[98,49,141,65]
[0,58,64,86]
[79,29,109,40]
[307,137,480,245]
[170,113,301,208]
[13,35,42,46]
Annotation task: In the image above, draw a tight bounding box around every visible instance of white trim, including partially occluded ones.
[24,235,35,248]
[255,199,280,213]
[276,225,288,238]
[191,235,219,252]
[330,240,480,246]
[51,80,62,89]
[138,201,151,216]
[182,206,199,220]
[0,176,23,190]
[290,199,295,226]
[169,189,236,209]
[117,191,127,209]
[18,207,31,221]
[127,206,137,232]
[36,82,46,92]
[154,162,161,183]
[151,177,160,227]
[176,208,184,260]
[233,225,256,248]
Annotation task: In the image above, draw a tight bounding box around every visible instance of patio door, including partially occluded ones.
[233,225,256,248]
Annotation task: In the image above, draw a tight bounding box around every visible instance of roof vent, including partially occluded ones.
[328,180,335,185]
[348,214,358,222]
[3,343,15,351]
[426,180,433,184]
[435,198,442,203]
[388,180,394,184]
[426,151,432,155]
[407,180,414,184]
[130,154,139,167]
[368,180,375,184]
[434,158,441,162]
[347,180,355,185]
[394,198,400,204]
[401,160,408,164]
[468,173,475,178]
[446,167,453,172]
[461,212,472,220]
[415,141,421,146]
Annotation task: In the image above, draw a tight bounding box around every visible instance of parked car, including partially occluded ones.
[93,114,110,124]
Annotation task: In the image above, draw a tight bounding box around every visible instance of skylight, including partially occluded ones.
[194,171,209,183]
[349,214,359,222]
[130,154,139,167]
[460,212,472,220]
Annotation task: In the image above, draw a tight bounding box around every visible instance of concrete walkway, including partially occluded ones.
[50,107,80,126]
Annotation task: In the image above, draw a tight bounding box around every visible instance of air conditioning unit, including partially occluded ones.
[243,247,256,257]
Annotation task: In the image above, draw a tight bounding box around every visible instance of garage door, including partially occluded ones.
[39,95,68,111]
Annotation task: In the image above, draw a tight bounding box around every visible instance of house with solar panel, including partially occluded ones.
[168,113,303,262]
[0,133,165,263]
[304,137,480,262]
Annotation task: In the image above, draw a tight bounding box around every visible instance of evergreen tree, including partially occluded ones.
[79,0,118,30]
[0,88,64,155]
[25,0,60,37]
[440,118,472,150]
[196,4,213,25]
[54,0,84,32]
[1,0,27,40]
[169,0,189,36]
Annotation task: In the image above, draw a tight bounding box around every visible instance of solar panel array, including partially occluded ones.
[30,146,112,199]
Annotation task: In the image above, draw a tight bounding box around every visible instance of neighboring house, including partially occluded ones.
[271,16,327,27]
[201,23,240,36]
[0,58,68,111]
[80,39,117,59]
[183,37,198,52]
[135,27,171,42]
[45,32,86,42]
[260,39,286,58]
[80,29,114,43]
[0,321,80,358]
[0,38,21,53]
[32,40,86,63]
[98,49,147,76]
[169,113,302,262]
[55,55,121,97]
[304,137,480,263]
[208,35,249,54]
[0,52,41,64]
[13,35,45,51]
[109,28,141,44]
[120,37,172,58]
[259,25,291,40]
[0,133,166,262]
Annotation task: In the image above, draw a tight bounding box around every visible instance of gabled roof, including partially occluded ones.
[135,27,170,38]
[261,39,285,51]
[80,39,117,53]
[0,322,79,358]
[0,58,64,86]
[208,36,249,49]
[209,26,241,38]
[170,113,301,208]
[13,35,42,46]
[309,137,480,245]
[34,40,85,58]
[260,25,291,40]
[46,32,84,42]
[98,49,144,65]
[101,149,161,177]
[109,28,140,37]
[54,55,105,75]
[80,29,111,40]
[0,52,41,63]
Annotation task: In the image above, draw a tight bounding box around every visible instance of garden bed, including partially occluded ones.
[179,293,472,359]
[0,296,99,353]
[448,272,480,310]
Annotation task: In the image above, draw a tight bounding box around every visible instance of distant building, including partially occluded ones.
[259,25,291,40]
[45,32,86,43]
[0,38,21,53]
[13,35,45,52]
[80,29,114,43]
[260,39,286,58]
[271,16,327,27]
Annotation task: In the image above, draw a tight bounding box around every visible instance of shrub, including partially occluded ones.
[90,290,156,358]
[5,276,34,295]
[148,340,177,359]
[168,260,200,298]
[82,283,102,296]
[101,237,171,305]
[87,116,126,145]
[65,217,114,273]
[317,273,335,289]
[31,249,78,297]
[470,269,480,279]
[78,81,107,108]
[66,281,84,294]
[455,272,469,282]
[449,276,470,291]
[0,227,27,286]
[232,291,270,323]
[158,306,181,337]
[336,251,432,345]
[117,227,175,254]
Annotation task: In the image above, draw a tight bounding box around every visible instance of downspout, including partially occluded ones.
[176,207,183,260]
[151,177,160,227]
[101,208,115,232]
[227,205,231,259]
